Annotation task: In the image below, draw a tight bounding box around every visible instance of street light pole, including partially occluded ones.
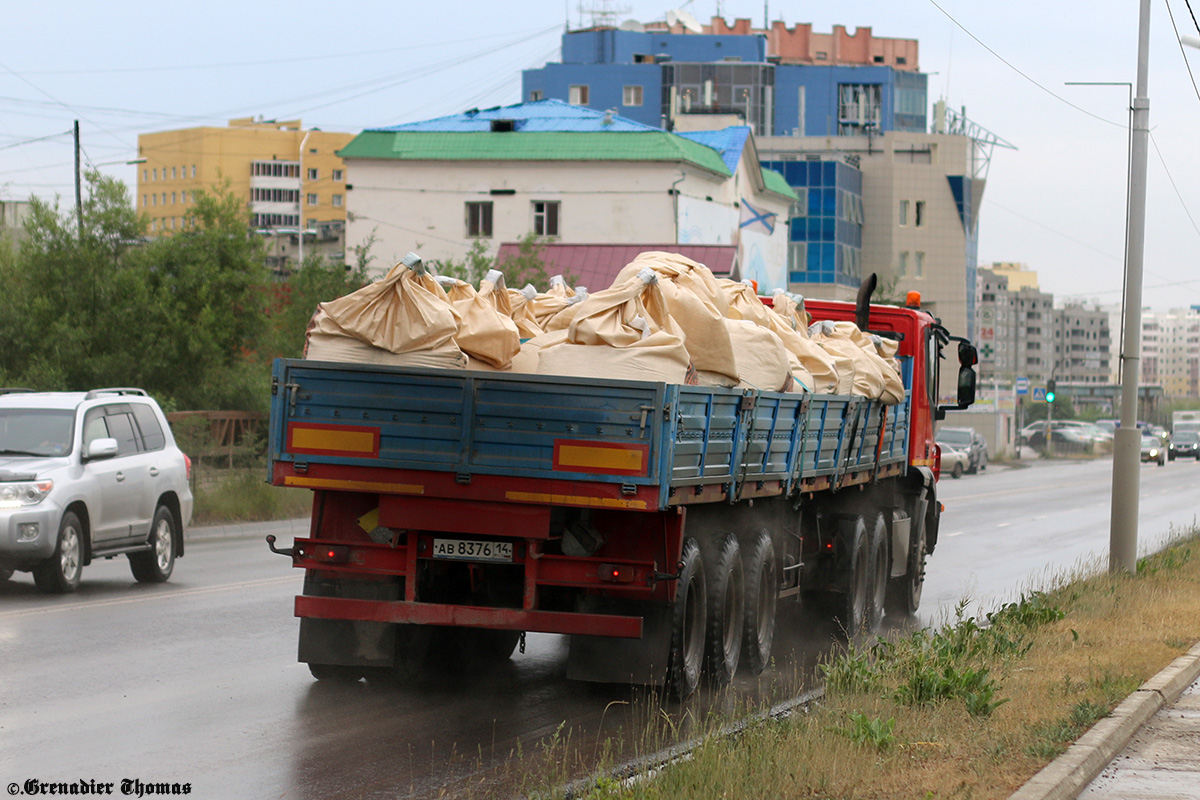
[1109,0,1152,575]
[297,129,313,269]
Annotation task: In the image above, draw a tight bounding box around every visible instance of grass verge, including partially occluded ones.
[191,469,312,524]
[545,529,1200,800]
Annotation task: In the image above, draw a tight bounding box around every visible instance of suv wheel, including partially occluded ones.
[34,511,84,593]
[130,505,177,583]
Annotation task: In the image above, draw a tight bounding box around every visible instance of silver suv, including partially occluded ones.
[0,388,193,592]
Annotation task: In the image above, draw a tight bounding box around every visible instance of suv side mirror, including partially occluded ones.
[85,438,119,461]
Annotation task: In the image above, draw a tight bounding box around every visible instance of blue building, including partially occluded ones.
[522,28,928,137]
[523,25,924,292]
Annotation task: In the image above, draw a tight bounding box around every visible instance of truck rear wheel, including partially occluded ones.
[703,533,743,686]
[308,663,364,683]
[740,530,777,675]
[667,538,706,701]
[866,513,888,633]
[833,515,869,638]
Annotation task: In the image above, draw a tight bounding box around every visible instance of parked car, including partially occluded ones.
[1168,431,1200,461]
[1140,434,1166,466]
[0,388,193,592]
[938,443,970,479]
[1021,420,1096,453]
[936,427,987,473]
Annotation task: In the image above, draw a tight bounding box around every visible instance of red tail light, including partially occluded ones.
[184,453,192,481]
[295,544,350,563]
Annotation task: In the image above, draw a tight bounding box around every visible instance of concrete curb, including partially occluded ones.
[1009,641,1200,800]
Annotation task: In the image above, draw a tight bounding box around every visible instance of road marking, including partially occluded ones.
[997,522,1012,528]
[947,531,965,537]
[0,575,297,619]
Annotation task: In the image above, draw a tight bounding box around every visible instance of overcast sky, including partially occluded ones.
[3,1,1198,312]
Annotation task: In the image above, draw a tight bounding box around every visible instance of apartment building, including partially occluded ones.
[135,118,353,268]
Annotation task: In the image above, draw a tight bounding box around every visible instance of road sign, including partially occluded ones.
[1032,387,1046,401]
[1016,378,1029,395]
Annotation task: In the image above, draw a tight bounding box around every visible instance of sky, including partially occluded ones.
[2,1,1199,312]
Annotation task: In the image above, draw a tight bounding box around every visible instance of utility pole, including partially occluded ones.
[74,120,83,241]
[1110,0,1152,575]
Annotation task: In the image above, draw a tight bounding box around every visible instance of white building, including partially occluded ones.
[339,101,795,283]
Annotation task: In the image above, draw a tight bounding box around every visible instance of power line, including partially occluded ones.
[1148,130,1200,238]
[925,0,1126,129]
[0,129,71,151]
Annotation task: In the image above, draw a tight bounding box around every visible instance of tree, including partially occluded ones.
[431,233,574,291]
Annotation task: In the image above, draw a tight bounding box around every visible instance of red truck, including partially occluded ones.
[266,279,976,698]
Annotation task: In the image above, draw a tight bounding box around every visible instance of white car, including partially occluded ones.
[939,443,970,479]
[0,388,193,592]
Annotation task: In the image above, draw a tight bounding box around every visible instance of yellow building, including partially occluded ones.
[987,262,1039,291]
[136,118,354,266]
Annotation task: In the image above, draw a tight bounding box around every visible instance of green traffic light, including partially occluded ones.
[1046,392,1055,403]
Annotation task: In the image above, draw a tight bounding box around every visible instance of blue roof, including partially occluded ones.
[372,99,661,134]
[676,127,751,174]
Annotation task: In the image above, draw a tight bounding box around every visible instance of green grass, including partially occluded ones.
[191,470,311,524]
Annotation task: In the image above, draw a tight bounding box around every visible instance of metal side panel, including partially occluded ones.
[273,359,667,485]
[737,391,806,482]
[670,386,740,483]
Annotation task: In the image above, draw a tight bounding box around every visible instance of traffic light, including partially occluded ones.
[1046,379,1056,404]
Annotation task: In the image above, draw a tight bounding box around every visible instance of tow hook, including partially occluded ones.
[652,560,685,584]
[519,631,527,655]
[265,535,294,558]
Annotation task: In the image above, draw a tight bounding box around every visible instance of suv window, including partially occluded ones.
[83,405,142,457]
[131,404,166,451]
[0,409,75,456]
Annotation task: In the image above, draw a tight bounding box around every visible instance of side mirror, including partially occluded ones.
[957,364,977,407]
[85,438,119,461]
[958,342,978,367]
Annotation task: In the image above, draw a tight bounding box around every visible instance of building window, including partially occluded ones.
[142,194,148,207]
[569,85,589,106]
[623,85,643,106]
[332,169,343,181]
[143,169,148,182]
[307,193,318,206]
[332,194,343,208]
[529,89,543,102]
[307,168,318,180]
[533,201,560,236]
[466,201,493,238]
[915,251,925,278]
[915,200,926,227]
[898,251,908,277]
[899,200,909,226]
[161,193,166,205]
[788,241,807,272]
[191,165,196,178]
[789,190,807,218]
[171,167,177,179]
[171,192,176,204]
[152,168,158,181]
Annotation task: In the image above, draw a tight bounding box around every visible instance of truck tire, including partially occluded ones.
[667,538,706,701]
[833,515,869,639]
[884,508,927,619]
[866,513,888,633]
[740,530,777,675]
[308,663,364,683]
[703,533,743,686]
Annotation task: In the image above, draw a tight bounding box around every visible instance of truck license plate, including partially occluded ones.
[432,538,514,562]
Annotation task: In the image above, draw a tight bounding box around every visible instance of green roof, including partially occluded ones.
[339,131,732,176]
[761,168,798,201]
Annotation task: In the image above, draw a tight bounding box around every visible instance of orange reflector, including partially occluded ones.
[287,423,380,458]
[553,439,649,476]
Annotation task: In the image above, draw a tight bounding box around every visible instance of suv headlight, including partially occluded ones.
[0,480,53,509]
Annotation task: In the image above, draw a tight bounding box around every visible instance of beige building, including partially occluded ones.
[0,200,33,251]
[136,118,353,269]
[1141,308,1200,397]
[987,262,1039,291]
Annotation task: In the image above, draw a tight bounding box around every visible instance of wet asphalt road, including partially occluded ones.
[1,456,1197,798]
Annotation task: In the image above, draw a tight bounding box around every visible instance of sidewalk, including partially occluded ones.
[1010,642,1200,800]
[184,516,309,543]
